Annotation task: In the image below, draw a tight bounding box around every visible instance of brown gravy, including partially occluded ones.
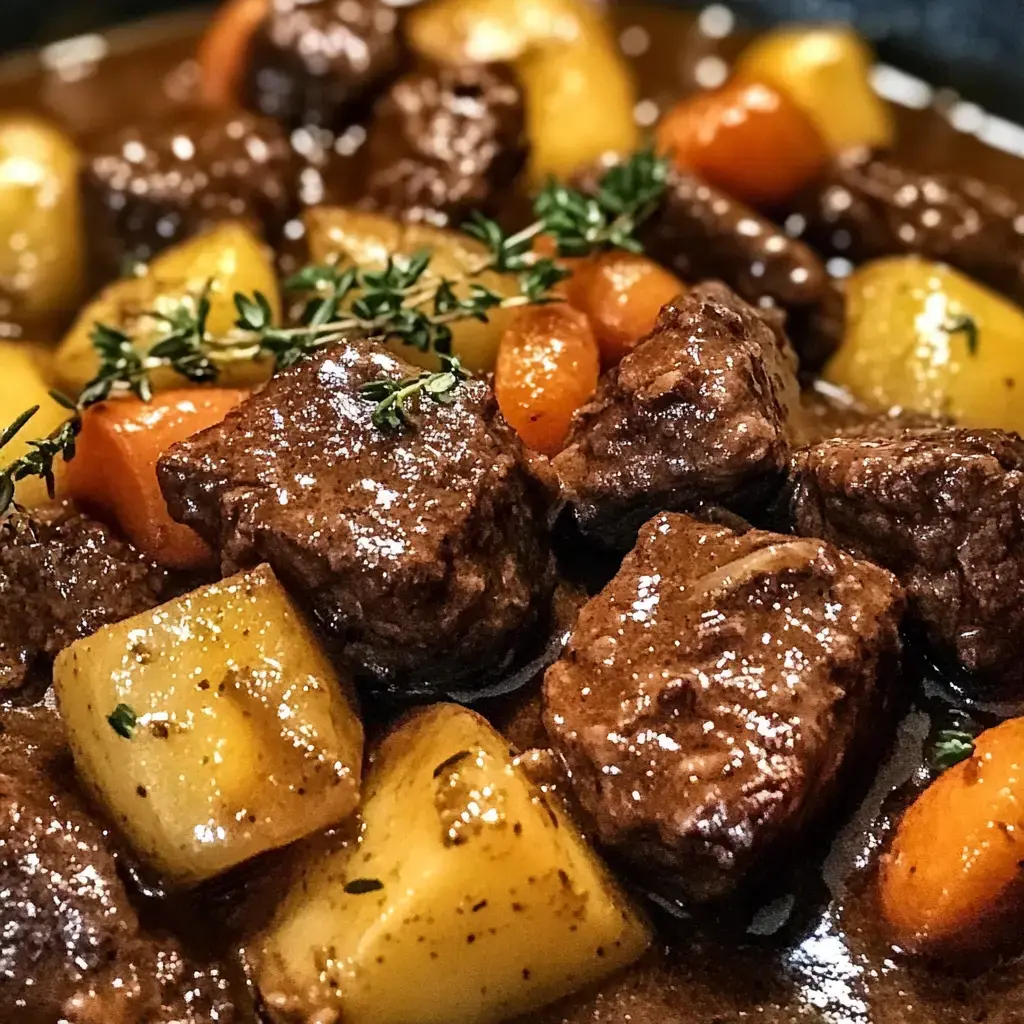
[3,4,1024,1022]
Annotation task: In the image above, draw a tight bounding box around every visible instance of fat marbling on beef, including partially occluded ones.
[0,506,169,694]
[0,708,245,1023]
[157,338,554,696]
[552,281,802,550]
[544,512,903,901]
[787,428,1024,689]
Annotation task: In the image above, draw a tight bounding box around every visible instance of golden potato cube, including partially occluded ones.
[253,703,650,1024]
[735,26,894,153]
[826,255,1024,432]
[304,206,521,372]
[53,564,363,886]
[53,221,279,397]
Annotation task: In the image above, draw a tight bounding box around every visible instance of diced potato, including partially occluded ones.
[407,0,639,182]
[517,41,641,184]
[304,207,522,372]
[252,704,650,1024]
[407,0,610,65]
[826,256,1024,432]
[53,565,363,886]
[0,341,73,507]
[0,116,84,319]
[734,26,894,153]
[53,222,279,397]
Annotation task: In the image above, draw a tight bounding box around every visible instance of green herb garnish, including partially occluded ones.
[0,150,668,511]
[107,703,138,740]
[929,728,976,771]
[943,313,979,356]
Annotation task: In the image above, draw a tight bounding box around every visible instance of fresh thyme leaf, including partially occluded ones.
[234,291,273,332]
[107,703,138,740]
[930,729,976,771]
[360,356,468,431]
[344,877,384,894]
[0,408,82,515]
[0,405,41,450]
[944,313,979,356]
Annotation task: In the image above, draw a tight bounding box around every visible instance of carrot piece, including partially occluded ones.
[494,304,599,457]
[656,81,827,207]
[878,717,1024,956]
[66,389,247,570]
[566,252,684,367]
[198,0,269,107]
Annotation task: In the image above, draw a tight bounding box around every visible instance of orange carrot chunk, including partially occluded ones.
[566,252,684,368]
[198,0,269,107]
[66,389,247,570]
[878,717,1024,957]
[656,80,827,207]
[494,305,599,458]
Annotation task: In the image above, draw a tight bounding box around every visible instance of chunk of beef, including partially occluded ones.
[361,62,527,225]
[158,339,554,696]
[786,428,1024,688]
[242,0,404,130]
[0,708,245,1023]
[82,107,297,285]
[551,281,802,550]
[543,512,903,902]
[0,507,169,694]
[796,148,1024,306]
[638,168,835,370]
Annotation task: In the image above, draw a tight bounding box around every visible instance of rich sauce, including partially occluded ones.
[3,5,1024,1023]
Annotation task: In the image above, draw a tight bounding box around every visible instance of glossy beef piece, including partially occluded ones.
[543,512,903,902]
[0,506,168,694]
[551,281,801,549]
[0,708,244,1023]
[361,62,527,225]
[242,0,403,130]
[797,148,1024,304]
[639,168,835,369]
[787,428,1024,689]
[82,107,296,284]
[158,339,554,695]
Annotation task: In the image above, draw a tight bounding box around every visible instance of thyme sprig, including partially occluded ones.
[0,149,669,514]
[929,728,976,771]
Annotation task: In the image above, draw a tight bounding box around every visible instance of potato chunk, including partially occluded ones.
[53,564,363,886]
[252,704,650,1024]
[304,206,521,372]
[53,221,279,397]
[826,255,1024,432]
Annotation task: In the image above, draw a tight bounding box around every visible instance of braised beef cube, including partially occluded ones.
[82,107,297,284]
[796,149,1024,306]
[0,506,168,694]
[543,512,903,902]
[157,339,555,695]
[634,168,834,370]
[242,0,403,130]
[787,428,1024,689]
[0,708,245,1023]
[361,62,527,225]
[551,281,801,550]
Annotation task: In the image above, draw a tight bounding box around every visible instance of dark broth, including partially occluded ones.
[4,4,1024,1022]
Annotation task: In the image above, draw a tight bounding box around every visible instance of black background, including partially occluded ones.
[2,1,1021,120]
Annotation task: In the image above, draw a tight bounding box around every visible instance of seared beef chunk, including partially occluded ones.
[0,708,244,1023]
[361,62,527,225]
[787,428,1024,688]
[551,281,801,549]
[636,168,835,369]
[0,507,168,693]
[82,107,296,284]
[158,339,554,695]
[543,512,903,902]
[797,149,1024,305]
[242,0,403,130]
